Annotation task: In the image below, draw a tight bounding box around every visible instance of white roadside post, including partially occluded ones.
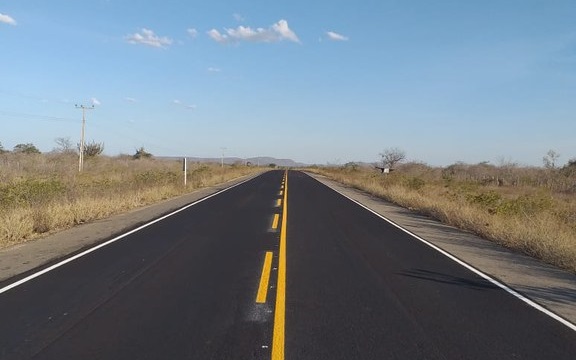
[183,157,187,187]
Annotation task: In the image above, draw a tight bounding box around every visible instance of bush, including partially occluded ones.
[496,194,553,216]
[0,179,66,207]
[82,141,104,157]
[466,191,502,209]
[13,143,41,154]
[133,147,153,159]
[404,177,426,191]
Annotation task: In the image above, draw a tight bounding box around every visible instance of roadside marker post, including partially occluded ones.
[183,157,187,187]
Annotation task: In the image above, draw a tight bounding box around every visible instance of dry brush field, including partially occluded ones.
[0,153,261,249]
[311,162,576,273]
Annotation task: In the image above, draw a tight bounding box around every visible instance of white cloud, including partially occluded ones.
[326,31,349,42]
[187,28,198,38]
[124,97,137,103]
[91,98,101,106]
[273,20,300,43]
[207,19,300,44]
[233,13,245,22]
[172,99,196,110]
[126,28,173,48]
[0,13,16,26]
[208,67,221,72]
[207,29,229,43]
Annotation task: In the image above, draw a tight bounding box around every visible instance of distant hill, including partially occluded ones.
[244,157,308,167]
[156,156,307,167]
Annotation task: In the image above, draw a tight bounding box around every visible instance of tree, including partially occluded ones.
[133,147,153,159]
[0,142,7,154]
[13,143,41,154]
[54,137,75,154]
[543,149,560,169]
[560,158,576,178]
[379,147,406,170]
[78,140,104,157]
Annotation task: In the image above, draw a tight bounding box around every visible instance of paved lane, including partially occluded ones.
[1,170,575,360]
[285,171,576,359]
[0,170,285,360]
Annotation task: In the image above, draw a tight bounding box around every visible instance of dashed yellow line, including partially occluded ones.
[272,171,288,360]
[271,214,280,230]
[276,199,282,207]
[256,252,273,303]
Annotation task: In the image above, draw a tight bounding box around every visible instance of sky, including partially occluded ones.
[1,0,575,166]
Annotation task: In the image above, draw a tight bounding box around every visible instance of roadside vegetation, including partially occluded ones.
[310,153,576,273]
[0,150,260,249]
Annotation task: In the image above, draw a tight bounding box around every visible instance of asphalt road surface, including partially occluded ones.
[0,170,575,359]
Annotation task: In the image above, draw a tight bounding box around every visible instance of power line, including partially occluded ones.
[0,110,77,123]
[0,109,196,158]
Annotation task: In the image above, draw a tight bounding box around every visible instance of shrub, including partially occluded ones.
[133,147,153,159]
[82,141,104,157]
[0,179,66,207]
[404,177,425,191]
[13,143,41,154]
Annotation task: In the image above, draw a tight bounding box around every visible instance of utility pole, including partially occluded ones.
[220,147,227,168]
[75,104,94,172]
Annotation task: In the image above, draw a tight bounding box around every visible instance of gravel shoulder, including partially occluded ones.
[308,172,576,328]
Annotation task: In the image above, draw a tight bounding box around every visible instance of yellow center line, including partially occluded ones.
[256,252,273,303]
[272,171,288,360]
[271,214,280,230]
[276,199,282,207]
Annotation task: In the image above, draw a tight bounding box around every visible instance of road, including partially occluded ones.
[0,170,575,359]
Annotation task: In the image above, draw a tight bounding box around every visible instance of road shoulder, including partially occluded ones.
[307,172,576,327]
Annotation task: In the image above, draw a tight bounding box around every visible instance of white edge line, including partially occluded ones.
[0,174,259,295]
[306,173,576,332]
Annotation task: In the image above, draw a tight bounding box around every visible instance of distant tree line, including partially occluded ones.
[1,139,157,161]
[0,142,41,154]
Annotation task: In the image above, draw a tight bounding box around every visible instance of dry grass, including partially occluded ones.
[0,153,261,248]
[310,164,576,273]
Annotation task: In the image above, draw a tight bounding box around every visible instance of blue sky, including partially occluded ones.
[1,0,575,166]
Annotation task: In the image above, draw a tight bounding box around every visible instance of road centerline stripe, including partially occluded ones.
[272,171,288,360]
[256,252,274,303]
[271,214,280,230]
